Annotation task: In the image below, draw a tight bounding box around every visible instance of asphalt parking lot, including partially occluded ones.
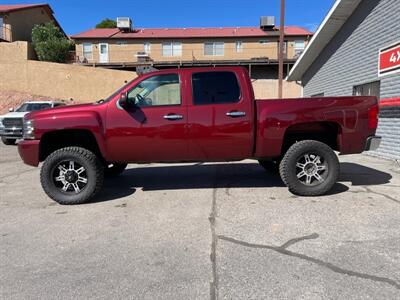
[0,142,399,299]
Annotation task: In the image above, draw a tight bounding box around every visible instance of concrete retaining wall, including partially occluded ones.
[0,42,137,105]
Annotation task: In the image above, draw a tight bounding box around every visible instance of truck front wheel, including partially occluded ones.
[279,140,339,196]
[1,137,17,145]
[40,147,104,205]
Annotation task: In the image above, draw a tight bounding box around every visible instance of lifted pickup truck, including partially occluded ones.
[18,67,381,204]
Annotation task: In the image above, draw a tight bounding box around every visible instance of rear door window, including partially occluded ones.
[192,72,241,105]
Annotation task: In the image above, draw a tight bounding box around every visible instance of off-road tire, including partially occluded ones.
[279,140,339,196]
[1,137,17,145]
[105,163,128,177]
[40,147,104,205]
[258,160,280,173]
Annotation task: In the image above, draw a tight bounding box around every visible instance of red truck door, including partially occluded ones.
[105,72,188,162]
[186,69,254,160]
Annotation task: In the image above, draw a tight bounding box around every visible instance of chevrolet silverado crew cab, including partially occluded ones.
[0,101,65,145]
[18,67,381,205]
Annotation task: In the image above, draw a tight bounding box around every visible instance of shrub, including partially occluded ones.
[32,22,74,63]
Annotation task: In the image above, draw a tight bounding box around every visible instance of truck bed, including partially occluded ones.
[254,96,378,158]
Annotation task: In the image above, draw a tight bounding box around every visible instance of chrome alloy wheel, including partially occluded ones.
[53,160,88,193]
[295,154,328,186]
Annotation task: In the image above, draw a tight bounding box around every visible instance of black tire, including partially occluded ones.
[258,160,280,173]
[40,147,104,205]
[1,137,17,145]
[279,140,339,196]
[105,163,128,177]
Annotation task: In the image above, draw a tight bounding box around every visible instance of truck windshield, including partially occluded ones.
[16,103,51,112]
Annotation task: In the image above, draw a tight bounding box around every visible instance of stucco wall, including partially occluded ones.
[302,0,400,99]
[0,42,137,102]
[0,40,35,60]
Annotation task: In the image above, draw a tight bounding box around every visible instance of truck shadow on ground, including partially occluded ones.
[93,162,392,203]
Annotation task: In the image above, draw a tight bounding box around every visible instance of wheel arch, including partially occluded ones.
[281,121,342,155]
[39,129,106,162]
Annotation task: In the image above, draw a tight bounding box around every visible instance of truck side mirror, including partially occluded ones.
[118,92,128,109]
[9,107,14,112]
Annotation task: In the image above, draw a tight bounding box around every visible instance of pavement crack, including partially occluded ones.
[209,166,219,300]
[350,186,400,204]
[0,168,37,182]
[218,235,400,290]
[279,233,319,249]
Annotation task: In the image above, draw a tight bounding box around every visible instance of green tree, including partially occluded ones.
[31,22,74,63]
[96,18,117,28]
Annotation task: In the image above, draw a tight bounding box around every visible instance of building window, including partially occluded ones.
[235,41,243,53]
[259,40,269,44]
[162,42,182,57]
[204,42,224,56]
[192,72,240,105]
[294,40,305,57]
[144,42,151,54]
[117,41,128,46]
[353,81,381,99]
[82,43,93,60]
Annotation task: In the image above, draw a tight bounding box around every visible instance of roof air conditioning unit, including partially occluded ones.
[260,16,275,31]
[117,17,132,31]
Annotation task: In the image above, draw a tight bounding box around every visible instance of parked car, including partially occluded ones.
[0,101,66,145]
[18,67,381,205]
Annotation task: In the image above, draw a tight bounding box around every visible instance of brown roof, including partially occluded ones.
[0,3,52,13]
[71,26,313,39]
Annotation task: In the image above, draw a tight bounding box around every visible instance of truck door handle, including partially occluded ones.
[164,114,183,120]
[226,111,246,118]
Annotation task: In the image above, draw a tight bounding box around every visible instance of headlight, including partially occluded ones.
[0,118,4,128]
[23,119,35,139]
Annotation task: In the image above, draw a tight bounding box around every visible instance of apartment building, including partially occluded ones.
[0,4,64,43]
[71,19,312,70]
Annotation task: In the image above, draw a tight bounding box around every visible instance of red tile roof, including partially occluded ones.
[71,26,313,39]
[0,3,51,13]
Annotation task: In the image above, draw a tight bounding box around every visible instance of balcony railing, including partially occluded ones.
[0,25,12,42]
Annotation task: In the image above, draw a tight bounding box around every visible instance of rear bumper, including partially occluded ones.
[18,140,40,167]
[364,136,381,151]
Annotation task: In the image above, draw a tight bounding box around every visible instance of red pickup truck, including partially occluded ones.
[18,67,380,205]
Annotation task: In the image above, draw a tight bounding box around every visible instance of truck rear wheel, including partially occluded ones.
[1,137,17,145]
[279,140,339,196]
[40,147,104,205]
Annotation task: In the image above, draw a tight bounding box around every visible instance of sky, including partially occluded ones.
[4,0,335,35]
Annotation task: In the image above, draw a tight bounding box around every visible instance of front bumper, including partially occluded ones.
[364,136,382,151]
[0,127,23,138]
[18,140,40,167]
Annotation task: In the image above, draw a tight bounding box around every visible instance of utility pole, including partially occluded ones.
[278,0,285,99]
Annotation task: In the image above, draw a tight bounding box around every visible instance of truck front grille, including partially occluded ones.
[3,118,23,128]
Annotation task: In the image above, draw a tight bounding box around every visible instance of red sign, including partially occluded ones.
[379,42,400,76]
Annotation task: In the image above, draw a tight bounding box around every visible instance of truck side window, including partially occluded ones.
[127,74,181,107]
[192,72,241,105]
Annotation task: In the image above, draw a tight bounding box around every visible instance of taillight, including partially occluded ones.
[368,105,379,129]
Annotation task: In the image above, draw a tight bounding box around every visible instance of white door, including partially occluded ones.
[99,43,109,63]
